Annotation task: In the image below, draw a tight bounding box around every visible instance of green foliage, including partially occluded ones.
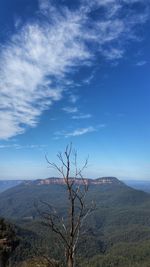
[15,257,60,267]
[86,241,150,267]
[0,218,19,266]
[1,180,150,266]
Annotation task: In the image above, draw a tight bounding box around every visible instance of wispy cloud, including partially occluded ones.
[83,73,95,85]
[0,0,148,139]
[69,94,79,104]
[0,144,46,149]
[62,107,78,114]
[72,114,92,119]
[65,124,106,137]
[136,60,147,66]
[102,48,124,61]
[65,126,96,137]
[54,123,106,138]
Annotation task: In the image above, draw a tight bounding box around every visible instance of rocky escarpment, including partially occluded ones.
[26,176,124,186]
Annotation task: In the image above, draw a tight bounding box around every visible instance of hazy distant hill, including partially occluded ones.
[124,180,150,193]
[0,180,23,193]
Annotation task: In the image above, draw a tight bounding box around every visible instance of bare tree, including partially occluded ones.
[38,144,94,267]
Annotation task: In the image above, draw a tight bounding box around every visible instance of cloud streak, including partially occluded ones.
[54,123,106,138]
[0,0,148,139]
[136,61,147,66]
[62,106,78,114]
[65,126,96,137]
[72,114,92,119]
[0,144,46,149]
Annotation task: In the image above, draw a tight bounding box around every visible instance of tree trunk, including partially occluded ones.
[67,254,74,267]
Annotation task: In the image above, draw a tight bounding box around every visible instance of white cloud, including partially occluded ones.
[0,15,89,139]
[65,126,96,137]
[0,144,46,149]
[62,106,78,113]
[102,48,124,60]
[0,0,148,139]
[72,114,92,119]
[54,123,106,138]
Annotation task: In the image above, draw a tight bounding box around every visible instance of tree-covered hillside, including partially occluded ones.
[1,177,150,266]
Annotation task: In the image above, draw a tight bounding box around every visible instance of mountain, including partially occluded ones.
[1,176,150,267]
[0,180,23,193]
[0,177,126,219]
[0,176,139,220]
[30,176,124,186]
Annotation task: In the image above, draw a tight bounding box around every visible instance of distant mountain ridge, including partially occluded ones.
[0,175,149,221]
[0,180,22,193]
[24,176,124,186]
[124,180,150,193]
[0,177,125,195]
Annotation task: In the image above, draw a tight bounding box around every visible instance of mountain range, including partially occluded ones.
[0,176,148,220]
[1,176,150,266]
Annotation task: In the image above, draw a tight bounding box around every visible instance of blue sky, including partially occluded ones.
[0,0,150,180]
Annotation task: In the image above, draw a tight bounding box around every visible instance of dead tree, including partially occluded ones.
[39,144,94,267]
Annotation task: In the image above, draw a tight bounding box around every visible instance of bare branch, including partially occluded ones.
[39,144,94,267]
